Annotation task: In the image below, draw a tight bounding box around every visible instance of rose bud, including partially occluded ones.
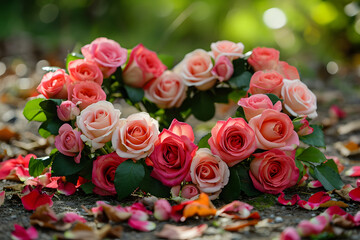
[292,116,314,136]
[57,100,80,121]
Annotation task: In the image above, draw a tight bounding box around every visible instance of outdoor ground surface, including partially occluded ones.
[0,76,360,239]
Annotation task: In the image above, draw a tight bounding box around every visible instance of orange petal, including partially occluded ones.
[224,219,259,232]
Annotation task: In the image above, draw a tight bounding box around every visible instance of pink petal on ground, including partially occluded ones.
[322,206,348,218]
[308,180,323,188]
[0,191,5,206]
[57,179,76,196]
[15,165,31,182]
[354,211,360,226]
[278,192,300,206]
[349,187,360,201]
[297,192,331,210]
[21,187,53,211]
[217,200,253,218]
[128,211,156,232]
[297,215,329,237]
[62,212,86,223]
[280,227,300,240]
[357,179,360,188]
[128,202,152,215]
[155,224,208,240]
[345,166,360,177]
[154,199,172,221]
[11,224,38,240]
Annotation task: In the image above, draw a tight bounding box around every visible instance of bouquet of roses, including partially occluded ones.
[23,37,344,201]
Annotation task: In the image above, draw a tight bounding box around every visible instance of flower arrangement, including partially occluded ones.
[23,37,344,202]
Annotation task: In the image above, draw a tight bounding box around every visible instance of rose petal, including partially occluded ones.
[297,192,331,210]
[154,199,172,221]
[21,187,54,211]
[11,224,38,240]
[57,179,77,196]
[280,227,300,240]
[308,180,323,188]
[345,166,360,177]
[278,192,300,206]
[155,224,207,240]
[297,215,329,237]
[63,212,87,223]
[128,218,156,232]
[349,187,360,201]
[217,200,253,218]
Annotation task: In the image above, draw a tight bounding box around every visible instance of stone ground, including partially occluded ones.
[0,75,360,239]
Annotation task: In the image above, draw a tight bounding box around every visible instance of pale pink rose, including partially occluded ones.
[238,94,282,121]
[281,79,318,119]
[174,49,217,91]
[122,44,167,88]
[210,40,244,61]
[168,119,195,142]
[249,149,299,194]
[211,56,234,82]
[81,37,128,78]
[147,120,197,186]
[56,100,80,121]
[190,148,230,200]
[249,109,299,151]
[68,81,106,110]
[248,70,284,97]
[112,112,159,160]
[54,124,84,163]
[68,59,103,85]
[76,101,121,151]
[170,184,200,200]
[37,69,69,99]
[144,71,187,109]
[276,61,300,80]
[92,152,127,196]
[208,117,256,167]
[247,47,280,71]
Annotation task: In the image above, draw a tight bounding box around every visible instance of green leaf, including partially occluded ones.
[39,99,61,118]
[232,58,248,76]
[314,162,344,191]
[228,89,247,102]
[235,106,247,120]
[236,165,261,197]
[66,52,84,70]
[295,159,305,183]
[296,146,327,164]
[139,165,170,198]
[29,156,51,177]
[228,71,252,89]
[39,119,63,136]
[38,127,51,138]
[114,160,145,200]
[191,91,215,121]
[213,88,232,103]
[299,125,325,148]
[198,133,211,149]
[51,152,86,176]
[124,85,144,103]
[81,182,95,194]
[23,98,47,122]
[265,93,283,105]
[220,167,241,202]
[158,54,174,69]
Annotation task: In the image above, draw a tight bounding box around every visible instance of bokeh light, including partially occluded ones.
[263,8,287,29]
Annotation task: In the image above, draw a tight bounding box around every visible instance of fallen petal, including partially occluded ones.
[319,200,348,208]
[11,224,38,240]
[345,166,360,177]
[128,218,156,232]
[224,219,259,232]
[21,187,53,211]
[57,179,76,196]
[155,224,207,240]
[217,200,253,217]
[278,192,300,206]
[357,179,360,188]
[280,227,300,240]
[154,199,172,221]
[349,187,360,201]
[334,184,355,201]
[308,180,323,188]
[297,215,329,237]
[62,212,86,223]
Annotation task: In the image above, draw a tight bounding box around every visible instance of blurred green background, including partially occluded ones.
[0,0,360,95]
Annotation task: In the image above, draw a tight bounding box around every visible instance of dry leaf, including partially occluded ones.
[0,126,19,142]
[319,200,349,208]
[155,224,207,240]
[224,219,259,232]
[30,204,72,231]
[57,222,123,240]
[334,184,354,201]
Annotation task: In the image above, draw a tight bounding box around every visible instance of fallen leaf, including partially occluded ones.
[334,184,354,201]
[224,219,259,232]
[337,120,360,135]
[30,204,72,231]
[0,126,19,142]
[319,200,349,208]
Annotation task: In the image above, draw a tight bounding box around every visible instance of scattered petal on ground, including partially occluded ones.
[277,192,300,206]
[11,224,38,240]
[334,184,355,201]
[224,219,260,232]
[21,186,54,211]
[59,222,123,240]
[154,199,172,221]
[30,204,72,231]
[297,215,329,237]
[279,227,300,240]
[319,200,348,208]
[308,180,323,188]
[345,166,360,177]
[57,179,77,196]
[349,187,360,201]
[0,154,35,181]
[62,212,87,224]
[155,224,208,240]
[297,191,331,210]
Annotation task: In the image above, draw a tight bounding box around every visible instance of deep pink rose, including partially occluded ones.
[144,71,187,109]
[211,56,234,82]
[56,100,80,121]
[81,37,128,78]
[208,117,256,167]
[67,81,106,110]
[122,44,167,88]
[76,101,121,151]
[281,79,318,119]
[247,47,280,71]
[174,49,217,90]
[190,148,230,200]
[37,69,69,99]
[92,152,127,196]
[276,61,300,80]
[148,121,197,187]
[68,59,103,85]
[248,70,284,97]
[54,124,84,163]
[249,109,299,151]
[210,40,244,61]
[249,149,299,194]
[237,94,282,121]
[112,112,159,160]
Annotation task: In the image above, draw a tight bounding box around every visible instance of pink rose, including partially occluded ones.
[168,119,195,142]
[208,117,256,167]
[170,184,200,200]
[92,152,126,196]
[248,47,280,71]
[67,81,106,110]
[68,59,103,85]
[276,61,300,80]
[248,70,284,97]
[144,71,187,109]
[122,44,167,88]
[249,149,299,194]
[190,148,230,200]
[76,101,121,151]
[175,49,217,90]
[56,100,80,121]
[237,94,282,121]
[249,109,299,151]
[147,120,197,186]
[54,124,84,163]
[211,56,234,82]
[281,79,318,119]
[81,37,128,78]
[210,40,244,61]
[112,112,159,160]
[36,69,69,99]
